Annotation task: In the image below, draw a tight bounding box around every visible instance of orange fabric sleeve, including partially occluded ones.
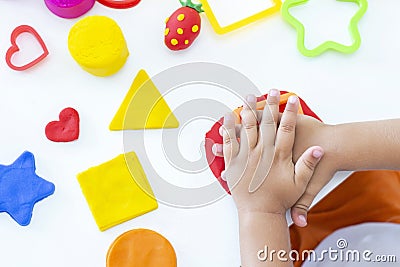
[289,170,400,267]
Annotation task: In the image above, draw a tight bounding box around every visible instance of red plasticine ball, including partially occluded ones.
[164,0,203,51]
[204,91,322,194]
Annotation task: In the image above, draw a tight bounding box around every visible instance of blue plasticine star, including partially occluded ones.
[0,151,55,226]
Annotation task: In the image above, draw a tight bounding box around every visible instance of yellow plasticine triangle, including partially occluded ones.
[77,152,158,231]
[109,69,179,130]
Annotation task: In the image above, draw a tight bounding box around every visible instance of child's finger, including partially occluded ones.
[291,179,328,228]
[294,146,324,187]
[223,113,239,163]
[247,91,280,193]
[266,89,280,124]
[220,170,227,181]
[259,89,280,147]
[212,144,224,157]
[275,95,299,159]
[292,146,324,226]
[219,124,241,138]
[214,125,241,157]
[239,95,258,152]
[291,196,312,228]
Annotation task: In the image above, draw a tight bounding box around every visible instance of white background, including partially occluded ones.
[0,0,398,266]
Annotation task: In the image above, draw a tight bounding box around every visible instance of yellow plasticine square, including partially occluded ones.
[201,0,282,34]
[77,152,158,231]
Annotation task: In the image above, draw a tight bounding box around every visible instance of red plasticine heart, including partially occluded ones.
[6,25,49,71]
[45,108,80,142]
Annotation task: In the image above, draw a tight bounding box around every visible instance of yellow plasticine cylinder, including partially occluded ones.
[68,16,129,77]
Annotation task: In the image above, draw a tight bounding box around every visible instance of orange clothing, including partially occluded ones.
[290,171,400,267]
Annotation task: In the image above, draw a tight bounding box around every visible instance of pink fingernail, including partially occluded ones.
[221,171,227,181]
[269,89,279,97]
[312,149,324,159]
[288,95,298,104]
[216,144,223,153]
[224,113,233,123]
[212,144,217,154]
[246,94,256,103]
[298,215,307,226]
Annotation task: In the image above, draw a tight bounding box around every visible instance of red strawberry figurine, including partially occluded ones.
[165,0,203,51]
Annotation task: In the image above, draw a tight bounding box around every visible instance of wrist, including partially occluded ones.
[322,123,341,173]
[238,211,291,266]
[238,210,287,224]
[294,121,339,173]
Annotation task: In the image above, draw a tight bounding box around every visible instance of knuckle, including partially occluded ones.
[294,203,309,212]
[223,138,232,145]
[279,123,295,134]
[243,123,257,130]
[267,98,279,105]
[242,111,257,123]
[302,157,316,172]
[274,149,289,162]
[285,105,298,113]
[261,117,275,126]
[223,129,236,144]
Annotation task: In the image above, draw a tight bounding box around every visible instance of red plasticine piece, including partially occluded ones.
[5,25,49,71]
[96,0,140,9]
[45,108,80,142]
[164,0,203,51]
[205,91,321,194]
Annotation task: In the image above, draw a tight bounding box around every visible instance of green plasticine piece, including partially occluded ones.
[179,0,204,13]
[281,0,368,57]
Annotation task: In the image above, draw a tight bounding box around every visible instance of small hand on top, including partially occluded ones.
[217,90,324,218]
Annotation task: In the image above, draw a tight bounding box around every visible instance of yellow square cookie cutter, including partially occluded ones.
[200,0,282,34]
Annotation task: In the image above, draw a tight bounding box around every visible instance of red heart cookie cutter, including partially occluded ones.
[45,107,80,142]
[6,25,49,71]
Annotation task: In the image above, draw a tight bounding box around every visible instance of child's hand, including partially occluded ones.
[222,91,324,216]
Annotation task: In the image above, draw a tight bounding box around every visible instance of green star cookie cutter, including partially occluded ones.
[282,0,368,57]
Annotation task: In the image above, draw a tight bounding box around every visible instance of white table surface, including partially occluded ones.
[0,0,398,266]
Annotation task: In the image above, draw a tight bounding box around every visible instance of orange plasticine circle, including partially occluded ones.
[107,229,177,267]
